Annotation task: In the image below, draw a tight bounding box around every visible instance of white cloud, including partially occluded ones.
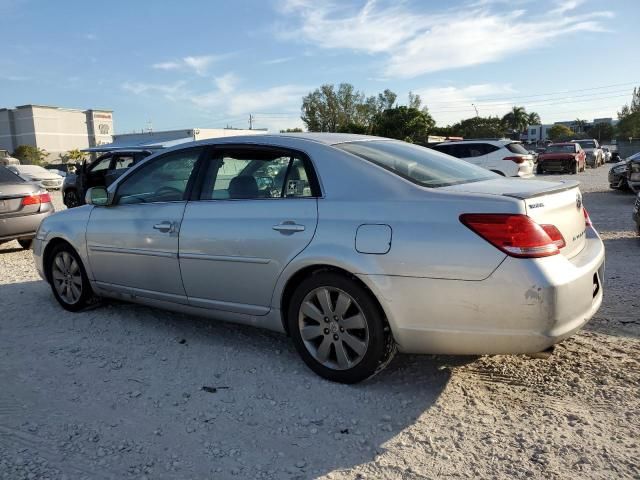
[84,33,97,41]
[152,54,224,75]
[262,57,294,65]
[277,0,613,78]
[122,76,307,131]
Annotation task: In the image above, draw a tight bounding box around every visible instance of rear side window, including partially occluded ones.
[200,148,317,200]
[336,140,496,188]
[505,143,529,155]
[0,165,24,183]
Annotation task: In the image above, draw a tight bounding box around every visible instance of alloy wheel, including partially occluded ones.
[52,251,83,304]
[298,287,369,371]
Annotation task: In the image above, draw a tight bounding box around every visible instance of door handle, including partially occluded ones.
[273,222,305,233]
[153,221,174,233]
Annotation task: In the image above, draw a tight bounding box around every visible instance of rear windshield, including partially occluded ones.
[575,140,596,148]
[335,140,496,188]
[545,145,576,153]
[505,142,529,154]
[0,166,24,183]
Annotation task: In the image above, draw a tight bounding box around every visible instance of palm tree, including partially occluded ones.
[502,106,528,133]
[574,118,587,134]
[527,112,541,126]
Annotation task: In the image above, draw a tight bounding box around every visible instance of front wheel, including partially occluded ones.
[64,190,80,208]
[571,161,578,174]
[47,243,96,312]
[287,272,395,384]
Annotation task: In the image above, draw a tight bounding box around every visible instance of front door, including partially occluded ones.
[179,147,319,315]
[86,147,204,302]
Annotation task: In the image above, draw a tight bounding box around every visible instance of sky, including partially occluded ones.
[1,0,639,134]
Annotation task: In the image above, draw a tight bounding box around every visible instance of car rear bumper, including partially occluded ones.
[0,210,53,242]
[359,228,605,355]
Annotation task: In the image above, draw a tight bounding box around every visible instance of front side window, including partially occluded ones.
[116,148,202,205]
[336,140,496,188]
[200,149,315,200]
[89,156,112,172]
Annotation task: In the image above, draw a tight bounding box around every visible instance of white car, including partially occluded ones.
[432,139,535,177]
[601,147,612,163]
[8,165,64,190]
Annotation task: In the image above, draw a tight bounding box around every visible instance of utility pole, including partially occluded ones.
[248,114,253,130]
[472,104,479,117]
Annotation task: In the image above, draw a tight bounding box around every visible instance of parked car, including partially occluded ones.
[431,139,535,177]
[601,147,612,163]
[633,193,640,235]
[45,168,67,177]
[0,150,21,167]
[7,164,64,190]
[33,134,605,383]
[571,139,603,167]
[627,153,640,194]
[62,150,152,208]
[0,165,54,249]
[536,142,586,174]
[608,156,634,190]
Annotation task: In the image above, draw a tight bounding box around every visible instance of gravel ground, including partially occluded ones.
[1,168,638,480]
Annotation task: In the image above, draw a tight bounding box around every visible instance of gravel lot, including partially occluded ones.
[1,168,638,479]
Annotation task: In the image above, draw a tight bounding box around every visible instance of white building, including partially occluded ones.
[0,104,114,160]
[523,124,554,143]
[98,127,267,150]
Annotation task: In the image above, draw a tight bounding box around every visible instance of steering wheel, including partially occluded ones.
[155,185,182,199]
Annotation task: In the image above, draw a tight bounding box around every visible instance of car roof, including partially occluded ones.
[194,133,385,147]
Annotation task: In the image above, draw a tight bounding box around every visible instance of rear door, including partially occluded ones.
[179,146,319,315]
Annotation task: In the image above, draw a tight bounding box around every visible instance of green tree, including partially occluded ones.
[450,116,507,138]
[280,128,303,133]
[548,124,574,142]
[586,123,615,142]
[502,106,528,132]
[12,145,49,165]
[66,148,86,163]
[574,118,588,134]
[372,106,435,143]
[527,111,541,125]
[616,86,640,139]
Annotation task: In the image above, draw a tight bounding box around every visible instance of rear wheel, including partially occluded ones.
[47,243,96,311]
[287,272,395,384]
[17,238,32,250]
[571,161,578,175]
[536,165,544,175]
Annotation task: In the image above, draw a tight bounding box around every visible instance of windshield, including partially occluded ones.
[335,140,496,188]
[0,165,24,184]
[576,140,596,148]
[545,145,576,153]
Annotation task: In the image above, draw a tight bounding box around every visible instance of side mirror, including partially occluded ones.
[85,186,110,206]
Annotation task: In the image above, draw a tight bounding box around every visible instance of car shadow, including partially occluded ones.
[0,245,24,254]
[0,279,457,479]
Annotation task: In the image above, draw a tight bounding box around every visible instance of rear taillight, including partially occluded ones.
[583,207,592,227]
[460,213,561,258]
[503,156,525,164]
[21,192,51,206]
[541,224,566,249]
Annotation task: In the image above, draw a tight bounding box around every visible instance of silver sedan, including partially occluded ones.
[33,134,605,383]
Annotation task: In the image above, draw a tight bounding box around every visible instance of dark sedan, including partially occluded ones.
[0,165,55,249]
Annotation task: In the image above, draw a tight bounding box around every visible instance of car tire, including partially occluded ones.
[47,243,97,312]
[64,190,80,208]
[536,166,544,175]
[17,239,32,250]
[287,271,395,384]
[571,161,578,175]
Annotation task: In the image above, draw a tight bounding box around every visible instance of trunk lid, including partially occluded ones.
[440,178,587,258]
[0,182,42,215]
